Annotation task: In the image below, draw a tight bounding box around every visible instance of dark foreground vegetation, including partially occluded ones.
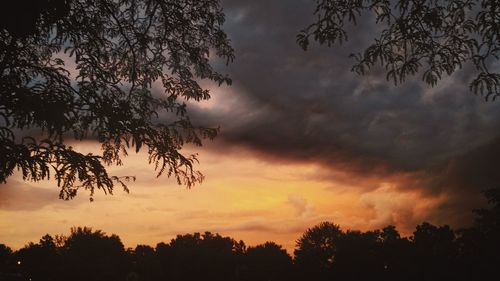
[1,189,499,281]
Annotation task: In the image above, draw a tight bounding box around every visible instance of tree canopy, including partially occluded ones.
[298,0,499,100]
[0,0,233,199]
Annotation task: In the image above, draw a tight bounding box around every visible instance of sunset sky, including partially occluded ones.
[2,0,500,254]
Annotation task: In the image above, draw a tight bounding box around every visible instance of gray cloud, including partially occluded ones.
[188,0,500,227]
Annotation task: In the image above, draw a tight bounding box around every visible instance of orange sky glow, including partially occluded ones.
[0,140,447,254]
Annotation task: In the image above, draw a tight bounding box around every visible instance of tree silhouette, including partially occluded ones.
[0,244,14,280]
[155,232,245,281]
[298,0,499,100]
[473,188,500,234]
[333,230,384,280]
[457,188,500,280]
[14,234,61,281]
[294,222,342,281]
[378,225,414,280]
[243,242,293,281]
[0,0,234,199]
[60,227,129,281]
[128,244,159,281]
[411,222,459,280]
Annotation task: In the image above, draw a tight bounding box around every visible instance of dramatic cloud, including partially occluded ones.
[185,0,500,225]
[2,0,498,251]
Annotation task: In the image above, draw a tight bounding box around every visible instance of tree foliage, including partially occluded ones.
[244,242,293,281]
[0,0,233,199]
[156,232,246,281]
[294,222,342,280]
[298,0,499,100]
[62,227,128,281]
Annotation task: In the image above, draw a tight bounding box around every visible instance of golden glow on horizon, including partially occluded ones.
[0,142,446,253]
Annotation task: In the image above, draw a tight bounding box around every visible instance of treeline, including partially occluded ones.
[1,189,499,281]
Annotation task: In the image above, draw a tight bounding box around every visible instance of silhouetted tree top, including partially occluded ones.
[155,232,245,281]
[62,227,128,281]
[64,227,124,251]
[244,242,293,281]
[473,188,500,234]
[294,222,342,271]
[381,225,401,242]
[0,244,12,269]
[298,0,499,100]
[0,0,233,199]
[246,241,291,261]
[457,188,500,279]
[160,231,246,256]
[413,222,455,245]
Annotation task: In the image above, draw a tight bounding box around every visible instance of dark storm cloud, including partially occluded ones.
[187,0,500,224]
[421,136,500,225]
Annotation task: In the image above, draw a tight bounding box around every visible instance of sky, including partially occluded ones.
[1,0,500,254]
